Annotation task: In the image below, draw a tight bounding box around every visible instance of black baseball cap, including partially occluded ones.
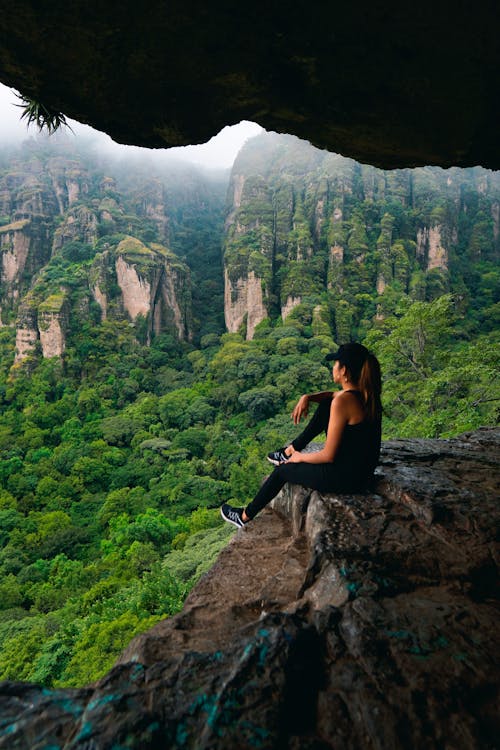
[326,342,369,378]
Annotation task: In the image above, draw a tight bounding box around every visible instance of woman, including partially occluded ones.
[220,342,382,528]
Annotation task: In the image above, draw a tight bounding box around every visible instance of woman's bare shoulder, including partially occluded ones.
[335,389,359,401]
[332,390,364,418]
[330,390,354,411]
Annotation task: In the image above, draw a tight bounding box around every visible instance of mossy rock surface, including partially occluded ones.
[0,219,30,234]
[116,237,153,257]
[38,293,67,314]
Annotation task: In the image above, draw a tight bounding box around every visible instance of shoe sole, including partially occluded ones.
[266,456,288,466]
[220,507,244,528]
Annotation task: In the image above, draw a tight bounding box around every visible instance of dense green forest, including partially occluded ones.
[0,133,498,688]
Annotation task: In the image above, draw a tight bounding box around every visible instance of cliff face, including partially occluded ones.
[52,205,98,252]
[90,237,192,342]
[0,428,497,749]
[224,133,500,340]
[0,218,51,305]
[2,134,498,352]
[13,291,69,363]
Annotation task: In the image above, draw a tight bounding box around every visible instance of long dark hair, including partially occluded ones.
[358,353,382,421]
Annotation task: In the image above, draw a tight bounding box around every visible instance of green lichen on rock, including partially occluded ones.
[116,236,153,259]
[38,292,67,315]
[0,219,31,235]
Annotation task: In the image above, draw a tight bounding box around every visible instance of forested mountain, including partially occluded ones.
[0,133,227,353]
[224,132,499,340]
[0,132,498,689]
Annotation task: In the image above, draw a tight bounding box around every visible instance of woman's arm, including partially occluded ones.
[289,395,349,463]
[291,391,337,425]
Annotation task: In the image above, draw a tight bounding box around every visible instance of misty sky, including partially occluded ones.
[0,83,263,168]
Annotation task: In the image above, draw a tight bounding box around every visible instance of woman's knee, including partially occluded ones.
[275,463,301,482]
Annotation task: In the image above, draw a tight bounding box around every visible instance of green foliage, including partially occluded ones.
[0,618,47,681]
[15,94,72,135]
[365,295,499,436]
[159,388,199,429]
[59,613,162,687]
[239,385,281,422]
[161,524,234,583]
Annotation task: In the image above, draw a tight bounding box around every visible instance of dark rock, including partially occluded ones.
[0,2,499,168]
[0,428,499,748]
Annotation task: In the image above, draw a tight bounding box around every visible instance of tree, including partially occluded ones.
[158,388,198,429]
[367,294,456,380]
[239,386,281,423]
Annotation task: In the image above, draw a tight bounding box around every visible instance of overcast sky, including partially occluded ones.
[0,83,263,168]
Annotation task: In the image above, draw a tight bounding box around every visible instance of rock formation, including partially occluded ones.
[13,301,39,362]
[0,2,498,169]
[37,292,69,358]
[0,220,32,296]
[13,291,69,362]
[90,237,192,344]
[224,268,267,339]
[0,427,497,749]
[52,206,98,252]
[0,218,51,305]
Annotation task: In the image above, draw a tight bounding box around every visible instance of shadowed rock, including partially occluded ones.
[0,428,498,748]
[0,2,499,168]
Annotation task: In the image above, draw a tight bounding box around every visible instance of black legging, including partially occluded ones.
[245,399,347,520]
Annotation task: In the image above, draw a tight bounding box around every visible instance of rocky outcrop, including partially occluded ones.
[0,137,226,346]
[14,291,69,362]
[52,205,98,252]
[115,254,152,320]
[133,179,169,242]
[1,2,499,168]
[224,268,266,339]
[1,428,497,749]
[91,283,107,319]
[37,292,69,358]
[0,219,31,297]
[46,156,89,214]
[14,302,39,362]
[0,215,52,310]
[90,237,192,342]
[0,152,87,322]
[417,225,449,272]
[281,294,302,320]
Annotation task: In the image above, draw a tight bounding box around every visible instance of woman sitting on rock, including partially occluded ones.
[221,342,382,528]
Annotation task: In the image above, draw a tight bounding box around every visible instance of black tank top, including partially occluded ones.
[332,390,381,490]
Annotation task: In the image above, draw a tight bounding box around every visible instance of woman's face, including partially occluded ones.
[332,360,343,383]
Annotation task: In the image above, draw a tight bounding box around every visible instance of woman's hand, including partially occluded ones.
[288,450,303,463]
[291,394,309,425]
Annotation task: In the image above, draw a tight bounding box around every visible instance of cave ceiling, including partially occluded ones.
[0,1,498,169]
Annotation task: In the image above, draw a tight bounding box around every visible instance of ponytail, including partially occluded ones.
[359,353,382,421]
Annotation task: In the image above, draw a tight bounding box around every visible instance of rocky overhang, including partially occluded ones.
[0,2,499,169]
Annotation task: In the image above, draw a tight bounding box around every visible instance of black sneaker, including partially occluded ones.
[220,503,246,528]
[267,447,289,466]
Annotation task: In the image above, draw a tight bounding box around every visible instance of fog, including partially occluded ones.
[0,83,262,168]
